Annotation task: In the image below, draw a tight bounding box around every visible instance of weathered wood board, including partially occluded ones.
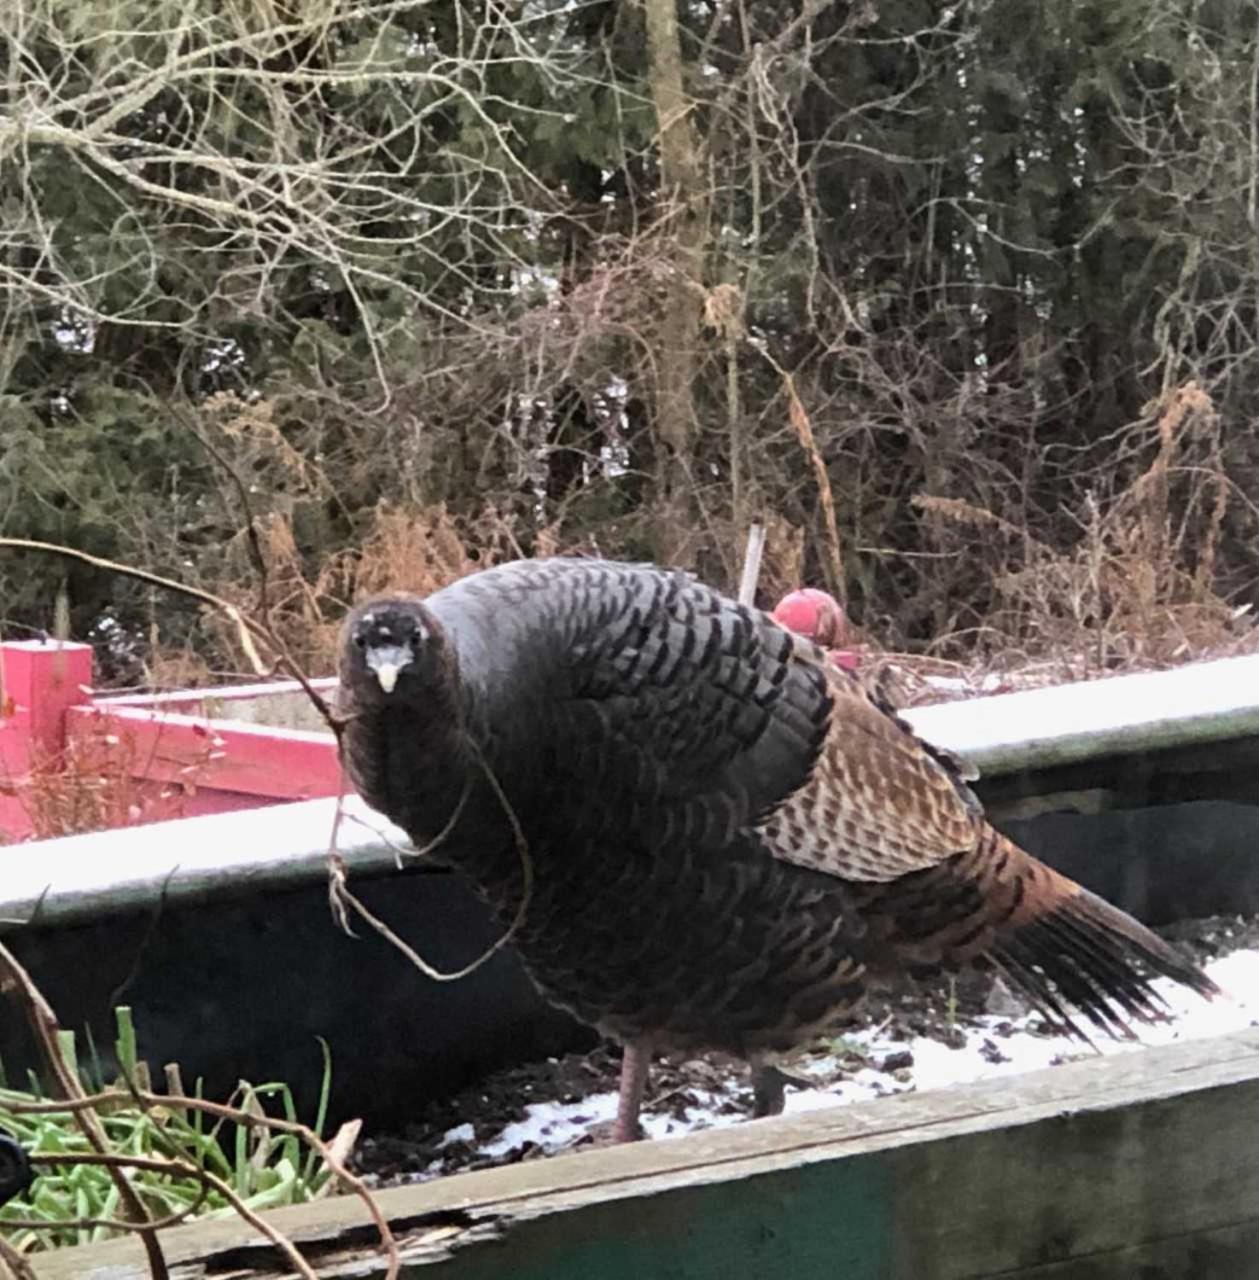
[33,1027,1259,1280]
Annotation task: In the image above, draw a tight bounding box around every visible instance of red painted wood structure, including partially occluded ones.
[0,640,341,841]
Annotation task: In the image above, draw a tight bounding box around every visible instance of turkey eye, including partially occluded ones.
[353,634,366,649]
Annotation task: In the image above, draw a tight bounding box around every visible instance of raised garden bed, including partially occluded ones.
[9,654,1259,1276]
[0,639,339,839]
[35,1027,1259,1279]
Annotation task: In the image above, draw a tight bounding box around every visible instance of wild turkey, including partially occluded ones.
[337,558,1217,1141]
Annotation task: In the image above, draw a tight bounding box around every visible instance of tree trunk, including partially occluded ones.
[642,0,709,567]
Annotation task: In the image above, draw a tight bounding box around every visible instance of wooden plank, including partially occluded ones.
[904,653,1259,775]
[65,704,341,800]
[32,1027,1259,1279]
[99,676,337,707]
[97,677,337,734]
[0,795,407,928]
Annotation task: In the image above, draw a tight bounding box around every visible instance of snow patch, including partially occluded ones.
[437,1122,475,1148]
[461,949,1256,1162]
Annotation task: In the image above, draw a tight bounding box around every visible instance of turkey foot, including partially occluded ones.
[750,1063,811,1116]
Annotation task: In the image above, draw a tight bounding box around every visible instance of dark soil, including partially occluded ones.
[352,913,1254,1189]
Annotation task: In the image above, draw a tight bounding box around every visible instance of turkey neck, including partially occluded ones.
[352,669,534,910]
[349,673,470,842]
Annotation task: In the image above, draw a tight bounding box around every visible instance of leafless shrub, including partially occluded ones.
[913,383,1244,674]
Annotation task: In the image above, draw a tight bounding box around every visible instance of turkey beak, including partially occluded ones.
[366,644,412,693]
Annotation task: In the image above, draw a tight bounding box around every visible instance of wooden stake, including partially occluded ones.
[738,523,766,607]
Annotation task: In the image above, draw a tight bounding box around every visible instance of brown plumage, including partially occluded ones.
[337,558,1218,1139]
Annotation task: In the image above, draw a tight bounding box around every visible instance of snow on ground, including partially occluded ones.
[472,1084,748,1158]
[445,949,1259,1162]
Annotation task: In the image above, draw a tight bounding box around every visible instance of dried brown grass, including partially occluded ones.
[204,501,558,676]
[6,714,214,841]
[132,380,1253,703]
[912,381,1245,677]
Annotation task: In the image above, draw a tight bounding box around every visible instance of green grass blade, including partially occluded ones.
[114,1008,138,1084]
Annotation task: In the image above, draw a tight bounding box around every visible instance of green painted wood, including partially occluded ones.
[408,1165,892,1280]
[32,1028,1259,1280]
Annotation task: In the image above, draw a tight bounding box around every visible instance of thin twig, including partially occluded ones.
[109,1073,327,1280]
[0,1237,37,1280]
[340,810,421,866]
[11,1152,212,1233]
[176,407,352,725]
[754,351,846,605]
[107,865,179,1010]
[0,538,267,677]
[0,940,170,1279]
[0,537,340,732]
[7,1093,399,1278]
[134,1096,397,1274]
[327,734,531,982]
[178,413,274,618]
[185,1166,321,1279]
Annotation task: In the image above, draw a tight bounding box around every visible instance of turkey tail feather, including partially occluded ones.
[870,828,1219,1041]
[992,885,1220,1040]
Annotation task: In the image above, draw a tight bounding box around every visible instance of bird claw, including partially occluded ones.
[749,1063,810,1117]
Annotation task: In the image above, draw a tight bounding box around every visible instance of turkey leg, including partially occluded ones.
[614,1041,652,1142]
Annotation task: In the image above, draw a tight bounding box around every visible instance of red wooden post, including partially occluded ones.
[0,640,94,838]
[2,640,95,753]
